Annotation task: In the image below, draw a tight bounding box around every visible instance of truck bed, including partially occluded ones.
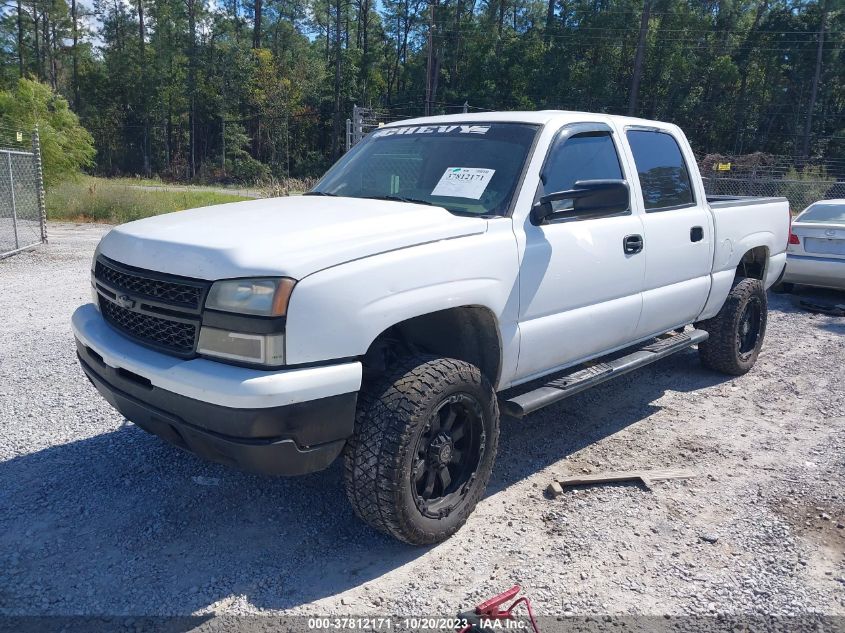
[707,195,788,209]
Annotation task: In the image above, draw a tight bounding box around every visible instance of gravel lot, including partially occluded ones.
[1,222,843,624]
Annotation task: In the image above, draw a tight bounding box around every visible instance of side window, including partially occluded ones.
[539,131,624,212]
[626,130,695,211]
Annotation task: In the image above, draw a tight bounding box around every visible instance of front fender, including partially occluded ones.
[284,220,520,368]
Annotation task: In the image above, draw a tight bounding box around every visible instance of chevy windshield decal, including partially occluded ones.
[372,124,491,137]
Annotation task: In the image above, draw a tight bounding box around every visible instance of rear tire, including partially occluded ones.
[697,277,767,376]
[343,355,499,545]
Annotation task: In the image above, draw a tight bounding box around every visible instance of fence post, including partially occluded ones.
[6,151,19,250]
[345,119,352,152]
[352,105,364,145]
[31,126,47,244]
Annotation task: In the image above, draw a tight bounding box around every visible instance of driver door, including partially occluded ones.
[515,123,646,382]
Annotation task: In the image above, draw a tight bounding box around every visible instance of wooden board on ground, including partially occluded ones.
[546,468,696,497]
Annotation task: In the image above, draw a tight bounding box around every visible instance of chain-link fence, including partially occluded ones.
[346,105,382,151]
[346,104,429,151]
[345,103,482,151]
[703,176,845,214]
[0,127,47,258]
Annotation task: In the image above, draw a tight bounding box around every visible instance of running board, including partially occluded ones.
[503,329,709,418]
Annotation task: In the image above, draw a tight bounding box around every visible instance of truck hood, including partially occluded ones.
[97,196,488,280]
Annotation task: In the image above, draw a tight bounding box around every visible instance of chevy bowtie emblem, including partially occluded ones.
[116,294,136,309]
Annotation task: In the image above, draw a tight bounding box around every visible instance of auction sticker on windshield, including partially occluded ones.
[432,167,495,199]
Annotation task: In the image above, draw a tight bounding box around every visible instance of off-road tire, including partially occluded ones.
[343,355,499,545]
[697,277,767,376]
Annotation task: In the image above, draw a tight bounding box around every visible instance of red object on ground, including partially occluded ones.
[457,585,541,633]
[475,585,522,619]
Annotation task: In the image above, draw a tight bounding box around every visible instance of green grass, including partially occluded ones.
[46,176,253,224]
[106,175,172,187]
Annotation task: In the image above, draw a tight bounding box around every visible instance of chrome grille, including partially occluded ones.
[95,259,202,309]
[94,257,207,356]
[100,299,197,355]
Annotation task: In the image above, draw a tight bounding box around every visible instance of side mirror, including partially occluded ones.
[531,179,629,225]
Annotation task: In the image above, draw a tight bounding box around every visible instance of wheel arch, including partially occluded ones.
[698,241,773,321]
[736,245,769,281]
[362,305,504,389]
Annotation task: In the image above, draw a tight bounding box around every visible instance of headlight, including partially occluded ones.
[205,278,296,317]
[197,327,285,365]
[200,277,294,365]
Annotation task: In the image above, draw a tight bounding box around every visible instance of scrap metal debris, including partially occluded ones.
[457,585,540,633]
[546,468,696,497]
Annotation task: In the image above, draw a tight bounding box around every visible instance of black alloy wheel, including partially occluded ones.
[411,393,485,520]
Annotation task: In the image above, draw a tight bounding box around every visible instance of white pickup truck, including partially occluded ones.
[72,111,790,545]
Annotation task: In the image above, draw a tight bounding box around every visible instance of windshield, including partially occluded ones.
[797,202,845,224]
[311,123,538,216]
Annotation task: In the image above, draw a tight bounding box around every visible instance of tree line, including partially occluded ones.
[1,0,842,182]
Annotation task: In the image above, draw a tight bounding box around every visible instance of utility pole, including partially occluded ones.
[424,1,436,116]
[253,0,262,48]
[628,0,651,116]
[801,0,829,161]
[137,0,149,176]
[285,113,290,178]
[16,0,24,77]
[70,0,79,107]
[331,0,342,157]
[186,0,197,178]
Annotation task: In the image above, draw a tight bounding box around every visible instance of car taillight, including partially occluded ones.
[787,212,799,245]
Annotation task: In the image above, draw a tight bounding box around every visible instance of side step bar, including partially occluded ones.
[503,329,709,418]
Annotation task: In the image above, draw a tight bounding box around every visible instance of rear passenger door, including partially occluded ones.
[622,127,714,338]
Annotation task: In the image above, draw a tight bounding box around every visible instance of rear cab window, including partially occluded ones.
[626,129,695,211]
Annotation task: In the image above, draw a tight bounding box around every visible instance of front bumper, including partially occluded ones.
[72,304,362,475]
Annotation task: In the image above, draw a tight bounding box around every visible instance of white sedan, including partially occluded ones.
[779,199,845,292]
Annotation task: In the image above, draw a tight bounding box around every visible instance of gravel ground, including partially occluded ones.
[1,222,843,624]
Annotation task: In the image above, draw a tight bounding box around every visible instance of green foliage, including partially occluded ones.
[209,122,272,183]
[1,0,842,183]
[46,177,252,223]
[0,79,95,185]
[781,166,835,213]
[226,157,271,184]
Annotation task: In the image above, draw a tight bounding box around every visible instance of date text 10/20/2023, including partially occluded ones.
[307,617,530,630]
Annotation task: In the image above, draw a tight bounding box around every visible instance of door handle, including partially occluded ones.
[690,226,704,242]
[623,234,643,254]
